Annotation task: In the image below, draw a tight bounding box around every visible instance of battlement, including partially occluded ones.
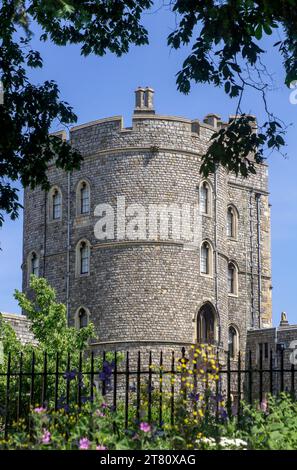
[49,88,254,158]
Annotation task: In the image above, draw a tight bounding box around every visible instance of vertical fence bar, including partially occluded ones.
[41,352,47,407]
[227,350,231,418]
[248,350,253,404]
[113,351,117,412]
[269,349,273,395]
[77,352,82,408]
[4,352,11,439]
[90,351,94,402]
[30,351,35,409]
[170,351,175,426]
[215,350,219,421]
[159,351,163,428]
[259,346,263,404]
[148,351,152,423]
[66,353,70,406]
[280,348,284,393]
[136,351,141,423]
[291,363,295,399]
[125,351,129,429]
[54,353,59,411]
[102,351,106,396]
[237,352,241,420]
[17,352,23,421]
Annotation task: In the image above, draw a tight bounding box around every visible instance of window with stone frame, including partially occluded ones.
[31,252,39,276]
[77,180,90,215]
[227,205,238,239]
[78,307,88,328]
[200,181,211,215]
[228,262,238,295]
[200,241,212,275]
[80,242,89,275]
[52,189,62,220]
[228,325,239,358]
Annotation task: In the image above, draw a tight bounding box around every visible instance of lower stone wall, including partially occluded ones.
[247,325,297,401]
[1,312,36,345]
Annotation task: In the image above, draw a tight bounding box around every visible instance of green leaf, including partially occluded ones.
[254,24,263,40]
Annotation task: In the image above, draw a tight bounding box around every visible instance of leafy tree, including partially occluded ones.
[0,275,96,357]
[0,276,97,414]
[1,1,297,225]
[167,0,297,176]
[0,0,152,226]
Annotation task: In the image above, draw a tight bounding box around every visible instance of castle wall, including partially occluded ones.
[22,94,272,356]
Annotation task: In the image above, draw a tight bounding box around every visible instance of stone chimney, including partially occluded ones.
[279,311,289,327]
[203,113,221,128]
[134,86,155,114]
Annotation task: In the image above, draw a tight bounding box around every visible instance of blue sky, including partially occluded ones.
[0,4,296,325]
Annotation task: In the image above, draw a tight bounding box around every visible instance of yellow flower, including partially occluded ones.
[198,409,204,417]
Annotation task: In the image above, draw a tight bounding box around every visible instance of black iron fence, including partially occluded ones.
[0,347,295,438]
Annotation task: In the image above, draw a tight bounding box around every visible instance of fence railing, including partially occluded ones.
[0,346,295,438]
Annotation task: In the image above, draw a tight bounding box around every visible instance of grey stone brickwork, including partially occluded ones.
[1,312,36,345]
[22,88,273,359]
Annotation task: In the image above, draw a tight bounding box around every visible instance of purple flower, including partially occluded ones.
[79,437,90,450]
[63,369,77,381]
[140,422,151,433]
[96,444,107,450]
[42,429,51,444]
[33,406,46,414]
[218,407,228,422]
[189,392,200,401]
[260,399,268,412]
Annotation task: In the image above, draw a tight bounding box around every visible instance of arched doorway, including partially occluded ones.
[197,302,217,344]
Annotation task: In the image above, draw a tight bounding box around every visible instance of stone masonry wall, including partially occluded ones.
[22,93,272,359]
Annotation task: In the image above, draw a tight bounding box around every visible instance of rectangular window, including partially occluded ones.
[80,248,89,274]
[53,193,61,220]
[81,187,90,214]
[81,195,89,214]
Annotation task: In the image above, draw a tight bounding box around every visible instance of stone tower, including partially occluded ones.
[22,88,272,356]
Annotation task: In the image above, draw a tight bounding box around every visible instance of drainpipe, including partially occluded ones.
[66,171,71,326]
[249,191,255,328]
[214,165,220,344]
[43,190,47,276]
[256,193,262,328]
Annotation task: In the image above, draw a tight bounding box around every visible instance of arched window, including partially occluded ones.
[27,251,39,284]
[200,181,212,215]
[228,262,238,295]
[227,205,238,239]
[31,252,39,276]
[27,251,40,286]
[75,307,90,329]
[197,303,217,344]
[200,241,212,276]
[78,308,88,328]
[77,180,90,215]
[228,325,239,358]
[49,187,62,221]
[80,242,89,275]
[76,240,90,276]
